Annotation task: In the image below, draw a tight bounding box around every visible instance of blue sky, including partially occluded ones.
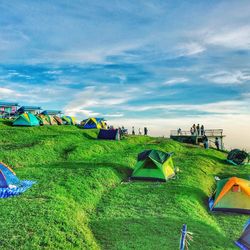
[0,1,250,147]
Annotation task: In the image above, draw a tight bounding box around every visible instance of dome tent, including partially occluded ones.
[98,129,120,140]
[62,116,76,125]
[47,115,58,125]
[81,117,106,129]
[36,114,50,125]
[131,149,175,181]
[54,116,63,125]
[13,112,40,126]
[209,177,250,214]
[235,219,250,249]
[0,162,35,198]
[227,149,249,166]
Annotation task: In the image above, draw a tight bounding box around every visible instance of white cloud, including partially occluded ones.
[164,77,189,85]
[0,87,15,95]
[104,113,124,117]
[176,42,206,57]
[121,99,250,115]
[206,26,250,50]
[64,85,139,118]
[242,92,250,98]
[66,108,100,118]
[0,87,24,99]
[0,83,74,105]
[202,70,250,84]
[176,25,250,59]
[45,70,63,75]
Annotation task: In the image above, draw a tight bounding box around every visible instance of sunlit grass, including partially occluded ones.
[0,120,248,249]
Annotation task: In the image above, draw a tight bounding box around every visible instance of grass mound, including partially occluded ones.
[0,120,249,249]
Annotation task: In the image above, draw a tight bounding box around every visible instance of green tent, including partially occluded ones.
[13,112,40,127]
[62,116,76,125]
[131,149,175,181]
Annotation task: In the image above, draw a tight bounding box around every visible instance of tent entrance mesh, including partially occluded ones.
[143,158,157,169]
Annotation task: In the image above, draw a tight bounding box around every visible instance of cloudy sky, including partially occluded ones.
[0,1,250,149]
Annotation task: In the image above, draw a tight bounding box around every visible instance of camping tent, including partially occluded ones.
[47,115,58,125]
[0,162,35,198]
[62,116,76,125]
[235,219,250,249]
[13,112,40,126]
[209,177,250,214]
[131,149,175,181]
[54,116,63,125]
[81,118,106,129]
[227,149,249,166]
[98,129,120,140]
[36,114,50,125]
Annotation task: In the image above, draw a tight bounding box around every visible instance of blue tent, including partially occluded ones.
[81,118,106,129]
[0,162,35,198]
[235,219,250,249]
[98,129,120,140]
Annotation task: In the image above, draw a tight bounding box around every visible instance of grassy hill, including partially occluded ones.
[0,120,249,249]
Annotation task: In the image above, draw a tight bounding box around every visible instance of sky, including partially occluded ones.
[0,0,250,150]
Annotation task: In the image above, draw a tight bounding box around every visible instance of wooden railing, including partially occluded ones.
[170,129,224,137]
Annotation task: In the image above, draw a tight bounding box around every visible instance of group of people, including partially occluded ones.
[177,124,221,150]
[190,124,205,136]
[202,136,220,150]
[132,126,148,136]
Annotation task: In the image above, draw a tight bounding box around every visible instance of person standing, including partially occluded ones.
[201,125,204,136]
[215,137,220,150]
[177,128,181,135]
[138,128,142,135]
[196,124,200,136]
[190,126,194,135]
[132,126,135,135]
[118,127,122,138]
[192,124,196,135]
[144,127,148,136]
[203,135,209,149]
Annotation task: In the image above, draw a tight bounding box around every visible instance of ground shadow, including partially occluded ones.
[30,161,133,180]
[1,120,13,126]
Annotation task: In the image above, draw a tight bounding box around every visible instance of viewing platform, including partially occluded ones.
[170,129,226,148]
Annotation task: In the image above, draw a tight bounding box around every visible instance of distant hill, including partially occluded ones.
[0,120,248,249]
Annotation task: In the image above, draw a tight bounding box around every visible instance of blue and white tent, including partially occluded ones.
[0,162,35,198]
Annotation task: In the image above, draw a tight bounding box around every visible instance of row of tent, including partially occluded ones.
[12,114,106,129]
[12,113,76,126]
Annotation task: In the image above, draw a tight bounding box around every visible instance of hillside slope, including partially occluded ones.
[0,121,249,249]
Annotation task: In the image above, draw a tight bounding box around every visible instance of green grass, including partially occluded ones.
[0,120,249,249]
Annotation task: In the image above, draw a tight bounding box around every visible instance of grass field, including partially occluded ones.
[0,120,249,249]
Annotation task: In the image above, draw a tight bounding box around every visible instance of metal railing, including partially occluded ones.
[170,129,224,137]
